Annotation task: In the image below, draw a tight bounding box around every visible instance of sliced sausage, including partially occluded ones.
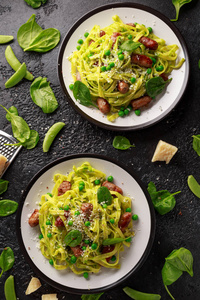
[111,32,121,48]
[76,72,81,81]
[81,203,93,218]
[28,209,39,227]
[58,181,71,196]
[55,216,64,227]
[102,245,115,262]
[102,181,123,195]
[97,97,110,114]
[139,36,158,50]
[64,210,70,219]
[126,23,136,27]
[118,212,132,232]
[117,81,129,94]
[131,96,152,110]
[100,30,106,37]
[160,73,169,81]
[89,39,95,45]
[71,246,83,257]
[131,54,153,68]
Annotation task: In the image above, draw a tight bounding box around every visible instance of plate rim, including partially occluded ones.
[57,2,190,131]
[16,153,156,294]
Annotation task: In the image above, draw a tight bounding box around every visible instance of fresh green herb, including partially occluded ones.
[43,122,65,152]
[171,0,193,22]
[0,179,9,195]
[187,175,200,198]
[81,293,104,300]
[0,35,14,44]
[17,14,43,49]
[73,81,97,107]
[6,106,18,122]
[147,182,181,215]
[113,136,135,150]
[64,230,82,247]
[192,135,200,156]
[97,186,112,205]
[4,275,17,300]
[102,237,131,246]
[120,40,141,52]
[5,63,27,89]
[24,28,60,52]
[146,77,172,98]
[0,200,18,216]
[123,287,161,300]
[21,130,39,149]
[30,77,58,113]
[162,247,193,299]
[24,0,47,9]
[0,247,15,278]
[198,59,200,69]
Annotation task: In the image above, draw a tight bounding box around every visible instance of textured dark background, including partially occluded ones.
[0,0,200,299]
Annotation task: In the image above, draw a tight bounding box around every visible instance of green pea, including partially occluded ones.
[109,62,115,68]
[70,255,77,263]
[84,32,89,38]
[59,207,64,210]
[147,68,152,74]
[150,57,156,65]
[94,179,100,185]
[5,62,27,88]
[64,205,69,211]
[117,50,123,55]
[132,214,138,220]
[130,77,136,84]
[43,122,65,152]
[46,220,51,225]
[78,39,83,44]
[127,105,132,111]
[4,275,17,300]
[128,34,132,40]
[0,35,14,44]
[84,239,90,244]
[47,192,53,197]
[126,208,131,212]
[85,221,90,227]
[76,45,81,50]
[111,255,116,261]
[68,220,73,226]
[102,204,107,209]
[156,65,164,72]
[82,246,87,250]
[69,84,74,90]
[105,49,111,56]
[101,66,106,72]
[124,109,129,115]
[39,234,43,240]
[79,181,85,186]
[47,233,52,238]
[49,259,53,265]
[118,110,124,117]
[135,109,141,116]
[106,65,111,71]
[79,185,84,191]
[83,272,89,279]
[110,218,115,224]
[75,211,80,216]
[120,106,125,111]
[91,243,97,250]
[107,176,113,182]
[147,27,153,33]
[118,54,124,60]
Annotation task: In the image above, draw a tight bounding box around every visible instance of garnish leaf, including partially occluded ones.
[123,287,161,300]
[24,0,48,9]
[97,186,112,205]
[81,293,104,300]
[64,230,82,247]
[120,40,141,52]
[0,247,15,278]
[73,81,97,107]
[171,0,193,22]
[102,237,130,246]
[0,200,18,216]
[192,135,200,156]
[146,77,172,98]
[113,136,135,150]
[0,179,9,195]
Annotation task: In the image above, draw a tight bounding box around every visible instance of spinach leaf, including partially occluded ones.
[30,77,58,113]
[147,182,181,215]
[198,59,200,69]
[17,14,43,49]
[162,248,193,299]
[113,136,135,150]
[73,81,97,107]
[0,179,9,195]
[64,230,82,247]
[0,200,18,216]
[22,130,39,149]
[171,0,193,22]
[0,247,15,278]
[24,28,60,52]
[6,106,18,122]
[123,287,161,300]
[24,0,47,9]
[192,135,200,156]
[120,40,141,52]
[187,175,200,198]
[97,186,112,205]
[146,77,172,98]
[102,237,130,246]
[81,293,104,300]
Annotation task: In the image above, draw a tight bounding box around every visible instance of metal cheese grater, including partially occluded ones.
[0,130,22,178]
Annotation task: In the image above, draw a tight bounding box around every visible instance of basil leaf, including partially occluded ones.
[147,182,181,215]
[73,81,97,107]
[97,186,112,205]
[113,136,135,150]
[171,0,193,22]
[146,77,172,98]
[123,287,161,300]
[187,175,200,198]
[24,28,60,52]
[6,106,18,122]
[64,230,82,247]
[0,200,18,216]
[120,40,141,52]
[192,135,200,156]
[30,77,58,113]
[0,247,15,277]
[0,179,9,195]
[17,14,43,49]
[22,130,39,149]
[81,293,104,300]
[102,237,129,246]
[24,0,47,9]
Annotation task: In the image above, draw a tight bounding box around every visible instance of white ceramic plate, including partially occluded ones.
[58,3,189,131]
[16,154,155,294]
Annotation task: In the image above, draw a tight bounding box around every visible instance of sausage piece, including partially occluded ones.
[102,245,115,262]
[117,81,129,94]
[126,23,136,27]
[139,36,158,50]
[118,212,132,232]
[55,216,64,227]
[89,39,95,45]
[81,203,93,218]
[131,54,153,68]
[58,181,71,196]
[111,32,121,48]
[28,209,39,227]
[102,181,123,195]
[131,96,152,110]
[100,30,106,37]
[97,97,110,114]
[160,73,169,81]
[71,246,83,257]
[76,72,81,82]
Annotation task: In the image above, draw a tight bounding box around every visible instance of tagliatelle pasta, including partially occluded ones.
[38,162,134,276]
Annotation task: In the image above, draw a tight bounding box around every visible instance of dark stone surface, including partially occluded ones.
[0,0,200,299]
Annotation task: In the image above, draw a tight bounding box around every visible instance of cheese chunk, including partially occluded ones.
[25,277,41,295]
[151,140,178,164]
[0,154,7,176]
[42,294,58,300]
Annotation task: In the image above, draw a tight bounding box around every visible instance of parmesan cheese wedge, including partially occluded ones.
[0,154,7,176]
[151,140,178,164]
[42,294,58,300]
[25,277,41,295]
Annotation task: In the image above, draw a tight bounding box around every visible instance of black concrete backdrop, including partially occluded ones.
[0,0,200,299]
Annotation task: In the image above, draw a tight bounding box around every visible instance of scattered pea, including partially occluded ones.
[110,62,115,68]
[135,109,141,116]
[156,65,164,72]
[150,57,156,65]
[128,34,132,40]
[71,255,77,263]
[84,32,89,38]
[46,220,51,225]
[83,272,89,279]
[47,233,52,238]
[117,50,123,55]
[84,240,90,244]
[110,218,115,224]
[91,243,98,250]
[118,110,124,117]
[102,204,107,209]
[79,181,85,187]
[79,185,84,191]
[127,105,132,111]
[126,208,131,212]
[76,45,81,50]
[118,54,124,60]
[130,77,136,84]
[75,211,80,216]
[147,27,153,33]
[120,106,125,111]
[106,65,111,71]
[101,66,106,72]
[105,49,111,56]
[147,68,152,74]
[68,220,73,226]
[85,221,90,227]
[111,255,116,261]
[107,176,113,182]
[124,109,129,115]
[94,179,100,185]
[64,205,69,211]
[82,246,87,250]
[47,192,53,197]
[39,234,43,240]
[132,214,138,220]
[69,84,74,90]
[49,259,53,265]
[78,39,83,44]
